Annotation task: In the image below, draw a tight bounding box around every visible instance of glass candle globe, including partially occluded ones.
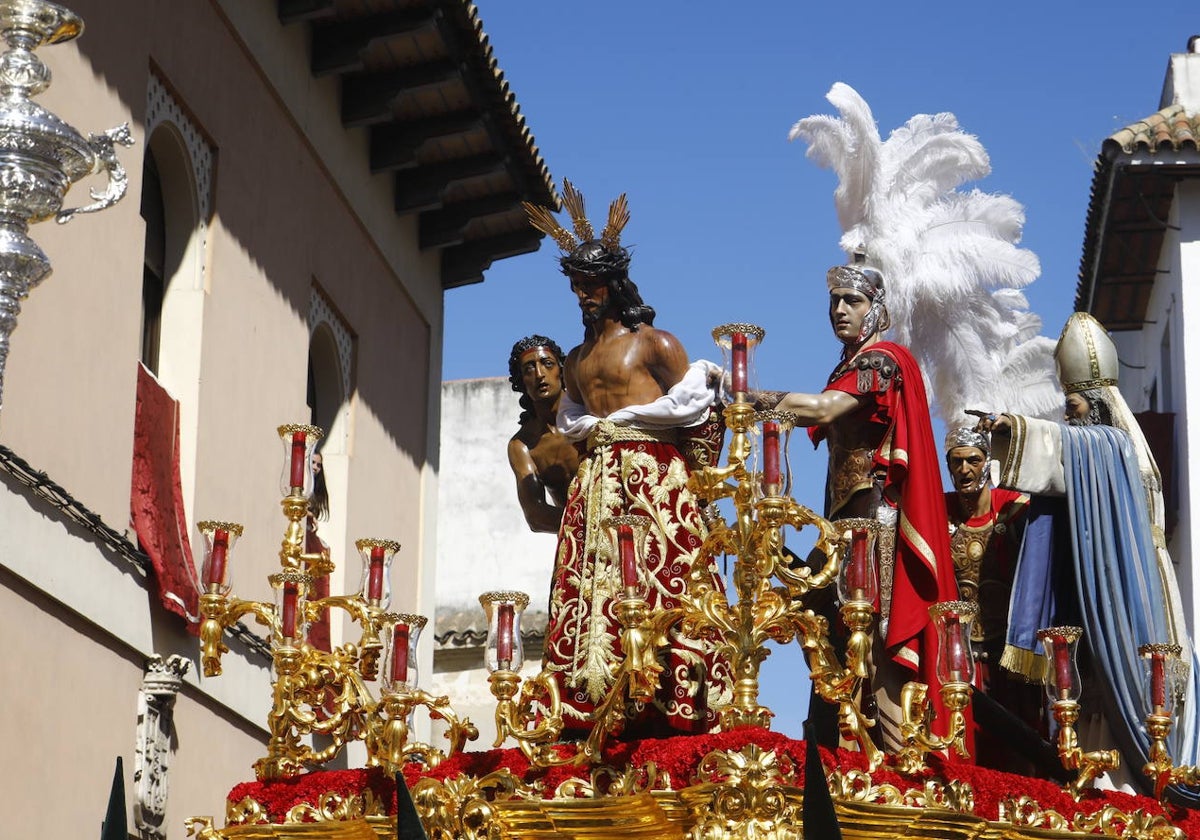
[479,590,530,673]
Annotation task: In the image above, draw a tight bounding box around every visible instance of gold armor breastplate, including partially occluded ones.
[825,419,887,519]
[949,515,1011,644]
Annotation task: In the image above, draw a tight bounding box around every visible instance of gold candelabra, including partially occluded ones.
[680,324,887,766]
[894,602,977,774]
[1138,642,1200,803]
[197,424,476,780]
[482,324,973,776]
[487,324,883,768]
[1036,626,1120,800]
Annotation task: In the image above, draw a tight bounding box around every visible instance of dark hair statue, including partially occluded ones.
[508,334,566,426]
[562,239,655,331]
[1069,388,1114,428]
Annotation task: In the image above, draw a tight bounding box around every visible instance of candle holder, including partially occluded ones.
[1138,643,1200,802]
[834,518,880,679]
[481,590,573,766]
[675,325,849,734]
[269,571,313,647]
[603,515,653,600]
[363,613,478,772]
[895,601,976,775]
[381,612,424,692]
[356,538,400,609]
[197,422,476,780]
[1036,626,1121,800]
[580,516,688,761]
[275,424,331,580]
[752,410,794,500]
[711,323,765,405]
[197,520,243,596]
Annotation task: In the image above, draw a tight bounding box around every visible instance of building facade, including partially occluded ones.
[1077,36,1200,634]
[0,2,552,837]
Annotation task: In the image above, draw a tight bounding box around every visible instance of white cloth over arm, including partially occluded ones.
[992,414,1066,496]
[557,360,719,443]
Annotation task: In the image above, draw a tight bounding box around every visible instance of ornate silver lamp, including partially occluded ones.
[0,0,133,408]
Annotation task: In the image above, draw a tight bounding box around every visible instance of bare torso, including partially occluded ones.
[514,420,579,506]
[566,322,689,417]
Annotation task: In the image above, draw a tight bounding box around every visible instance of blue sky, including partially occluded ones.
[443,2,1198,736]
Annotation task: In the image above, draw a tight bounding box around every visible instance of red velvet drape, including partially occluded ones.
[131,363,201,630]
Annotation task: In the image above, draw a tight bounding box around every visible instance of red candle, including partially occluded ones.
[391,623,410,685]
[289,431,307,489]
[731,332,748,395]
[1151,652,1166,710]
[282,581,299,639]
[762,420,781,491]
[367,546,385,601]
[496,603,514,665]
[848,527,868,595]
[205,528,229,587]
[945,612,966,677]
[1052,636,1073,697]
[618,524,638,589]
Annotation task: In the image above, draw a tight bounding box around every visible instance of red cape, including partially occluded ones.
[813,342,959,723]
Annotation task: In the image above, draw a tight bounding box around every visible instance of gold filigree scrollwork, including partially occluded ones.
[1073,805,1185,840]
[1143,709,1200,803]
[996,795,1069,831]
[224,796,268,826]
[680,745,804,840]
[680,398,847,734]
[894,680,972,775]
[185,816,224,840]
[918,779,974,814]
[1048,697,1122,801]
[364,687,479,772]
[411,770,537,840]
[284,789,382,823]
[488,666,573,767]
[579,603,685,762]
[793,609,883,771]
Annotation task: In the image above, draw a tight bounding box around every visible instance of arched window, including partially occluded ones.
[140,150,165,374]
[307,323,345,438]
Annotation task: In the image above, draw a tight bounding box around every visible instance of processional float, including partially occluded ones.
[185,326,1198,840]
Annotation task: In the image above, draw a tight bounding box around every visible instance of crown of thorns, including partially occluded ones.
[523,179,631,276]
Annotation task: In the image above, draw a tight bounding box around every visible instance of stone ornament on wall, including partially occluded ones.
[134,653,190,840]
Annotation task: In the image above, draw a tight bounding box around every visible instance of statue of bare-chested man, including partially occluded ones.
[506,335,580,533]
[523,181,729,738]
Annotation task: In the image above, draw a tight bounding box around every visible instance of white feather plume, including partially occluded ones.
[790,83,1061,428]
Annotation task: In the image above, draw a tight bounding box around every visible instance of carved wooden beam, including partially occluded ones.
[310,9,438,77]
[368,110,485,173]
[441,230,541,288]
[392,153,506,215]
[341,60,460,128]
[277,0,335,26]
[419,192,520,249]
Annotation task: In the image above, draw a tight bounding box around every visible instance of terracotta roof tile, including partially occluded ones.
[1076,102,1200,317]
[1104,104,1200,154]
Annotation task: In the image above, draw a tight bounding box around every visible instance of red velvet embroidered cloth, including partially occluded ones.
[131,363,200,627]
[544,436,732,737]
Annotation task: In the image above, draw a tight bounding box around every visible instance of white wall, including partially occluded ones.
[434,378,557,615]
